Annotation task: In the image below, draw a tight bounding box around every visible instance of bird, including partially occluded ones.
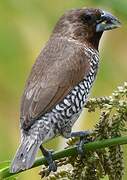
[10,8,121,175]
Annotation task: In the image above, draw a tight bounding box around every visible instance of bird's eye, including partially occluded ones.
[81,14,93,23]
[84,14,92,21]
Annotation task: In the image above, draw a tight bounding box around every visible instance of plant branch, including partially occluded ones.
[1,136,127,179]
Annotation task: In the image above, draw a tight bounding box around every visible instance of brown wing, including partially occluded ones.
[20,37,90,127]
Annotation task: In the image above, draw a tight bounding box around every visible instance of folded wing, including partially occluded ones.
[20,37,90,129]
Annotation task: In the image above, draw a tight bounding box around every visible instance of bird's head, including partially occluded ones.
[53,8,121,49]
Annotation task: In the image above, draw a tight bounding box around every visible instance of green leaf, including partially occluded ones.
[4,176,18,180]
[0,161,10,172]
[0,161,19,179]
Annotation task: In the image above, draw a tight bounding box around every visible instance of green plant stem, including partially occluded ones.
[1,136,127,179]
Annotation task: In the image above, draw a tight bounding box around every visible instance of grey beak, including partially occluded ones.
[96,11,121,32]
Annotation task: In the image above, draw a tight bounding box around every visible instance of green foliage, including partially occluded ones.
[0,162,10,170]
[0,161,18,180]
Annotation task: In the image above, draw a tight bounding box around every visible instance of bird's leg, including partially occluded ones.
[40,145,57,174]
[71,130,93,156]
[71,130,92,138]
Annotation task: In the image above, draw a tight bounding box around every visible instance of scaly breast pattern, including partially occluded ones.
[28,47,99,142]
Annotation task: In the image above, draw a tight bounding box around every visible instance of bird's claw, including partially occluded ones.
[71,130,93,138]
[76,138,89,157]
[39,146,57,178]
[46,150,57,172]
[48,161,57,172]
[39,152,57,178]
[42,150,57,175]
[71,130,93,157]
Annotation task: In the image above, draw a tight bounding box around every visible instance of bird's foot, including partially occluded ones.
[71,130,93,157]
[44,150,57,173]
[71,130,92,138]
[39,146,57,178]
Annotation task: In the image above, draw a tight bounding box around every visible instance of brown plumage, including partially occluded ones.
[21,37,90,128]
[10,8,121,174]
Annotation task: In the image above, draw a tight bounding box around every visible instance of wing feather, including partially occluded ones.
[20,37,90,128]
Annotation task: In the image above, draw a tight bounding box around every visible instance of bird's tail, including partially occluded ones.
[10,135,41,173]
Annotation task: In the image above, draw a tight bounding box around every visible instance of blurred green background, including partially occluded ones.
[0,0,127,179]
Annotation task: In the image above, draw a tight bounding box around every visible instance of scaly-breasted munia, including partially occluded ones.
[10,8,121,174]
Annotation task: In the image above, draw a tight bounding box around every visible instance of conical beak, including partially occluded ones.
[96,11,121,32]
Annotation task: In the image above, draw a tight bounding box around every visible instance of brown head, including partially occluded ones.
[52,8,121,49]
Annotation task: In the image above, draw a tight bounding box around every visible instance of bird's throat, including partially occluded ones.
[89,31,103,50]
